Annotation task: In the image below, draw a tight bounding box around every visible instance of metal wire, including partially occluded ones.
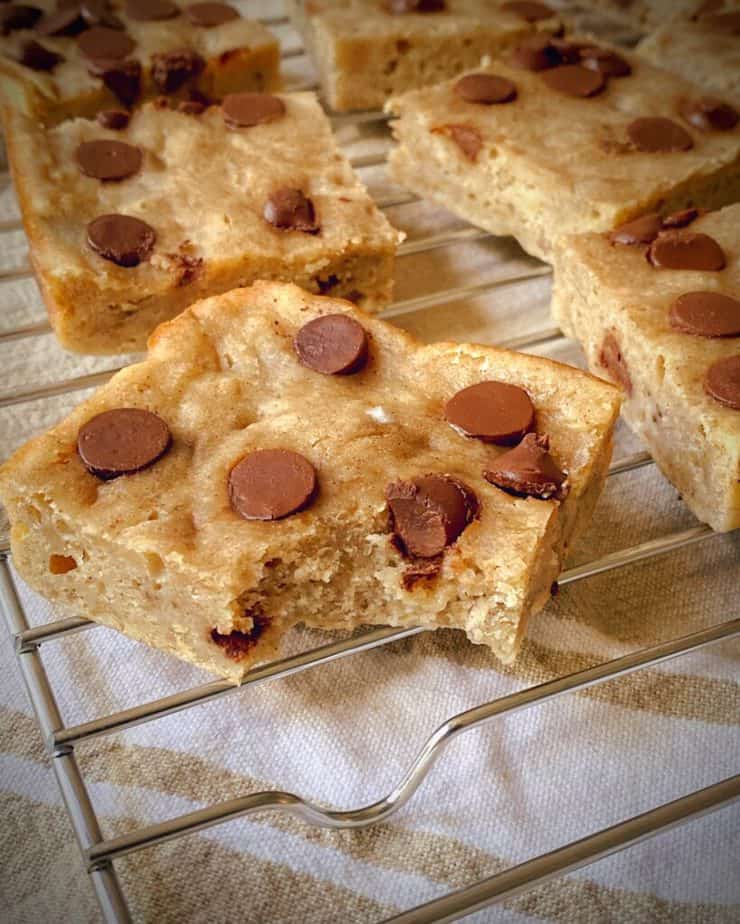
[0,12,737,924]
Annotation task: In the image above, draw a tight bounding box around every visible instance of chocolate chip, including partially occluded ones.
[96,108,130,129]
[294,314,369,375]
[151,49,204,93]
[648,232,726,271]
[78,408,171,479]
[541,64,604,97]
[608,213,663,245]
[77,25,134,60]
[89,57,141,107]
[704,356,740,409]
[510,35,561,71]
[36,6,86,36]
[454,73,517,104]
[1,4,41,34]
[386,0,446,11]
[211,611,270,660]
[387,474,477,559]
[125,0,179,20]
[445,381,535,445]
[222,92,285,128]
[432,123,482,160]
[184,1,238,26]
[578,46,631,77]
[662,207,700,229]
[228,449,317,520]
[669,292,740,338]
[679,97,738,132]
[75,139,142,181]
[627,117,693,152]
[598,332,631,394]
[501,1,553,21]
[80,0,123,29]
[483,433,567,500]
[263,188,319,234]
[19,38,62,70]
[87,213,155,266]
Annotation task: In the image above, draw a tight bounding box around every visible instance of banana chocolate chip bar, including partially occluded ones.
[386,37,740,261]
[552,203,740,531]
[5,91,402,354]
[0,282,620,681]
[0,0,280,122]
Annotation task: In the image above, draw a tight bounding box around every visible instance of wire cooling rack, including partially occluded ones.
[1,8,739,923]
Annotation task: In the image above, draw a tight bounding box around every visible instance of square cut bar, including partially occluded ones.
[0,282,620,682]
[286,0,563,112]
[386,39,740,261]
[4,92,402,354]
[637,18,740,101]
[0,0,280,123]
[552,204,740,532]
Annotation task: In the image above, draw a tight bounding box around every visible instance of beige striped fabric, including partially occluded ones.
[1,3,739,922]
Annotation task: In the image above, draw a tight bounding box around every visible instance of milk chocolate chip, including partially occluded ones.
[264,188,319,233]
[75,139,142,181]
[222,92,285,128]
[578,46,631,77]
[627,117,693,152]
[294,314,369,375]
[97,108,130,129]
[386,0,446,10]
[679,97,738,132]
[648,232,726,271]
[77,26,134,60]
[511,34,561,71]
[151,49,204,93]
[662,207,700,229]
[19,38,62,70]
[598,332,631,394]
[483,433,567,499]
[387,474,477,558]
[670,292,740,338]
[704,356,740,409]
[79,0,124,30]
[609,213,663,245]
[78,408,171,479]
[432,123,482,160]
[542,64,604,97]
[184,1,239,26]
[87,213,155,266]
[125,0,179,20]
[445,381,535,445]
[1,4,42,34]
[229,449,318,520]
[501,1,553,21]
[89,57,141,107]
[454,73,517,104]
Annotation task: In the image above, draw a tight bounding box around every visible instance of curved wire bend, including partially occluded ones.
[86,616,740,870]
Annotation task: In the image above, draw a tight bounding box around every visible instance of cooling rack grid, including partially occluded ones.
[0,7,738,923]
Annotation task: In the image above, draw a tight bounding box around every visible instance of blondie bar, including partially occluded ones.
[386,37,740,261]
[0,0,280,122]
[286,0,562,112]
[637,14,740,101]
[4,91,402,354]
[552,204,739,532]
[0,282,620,681]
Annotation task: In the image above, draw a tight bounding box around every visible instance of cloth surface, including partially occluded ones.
[1,4,739,923]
